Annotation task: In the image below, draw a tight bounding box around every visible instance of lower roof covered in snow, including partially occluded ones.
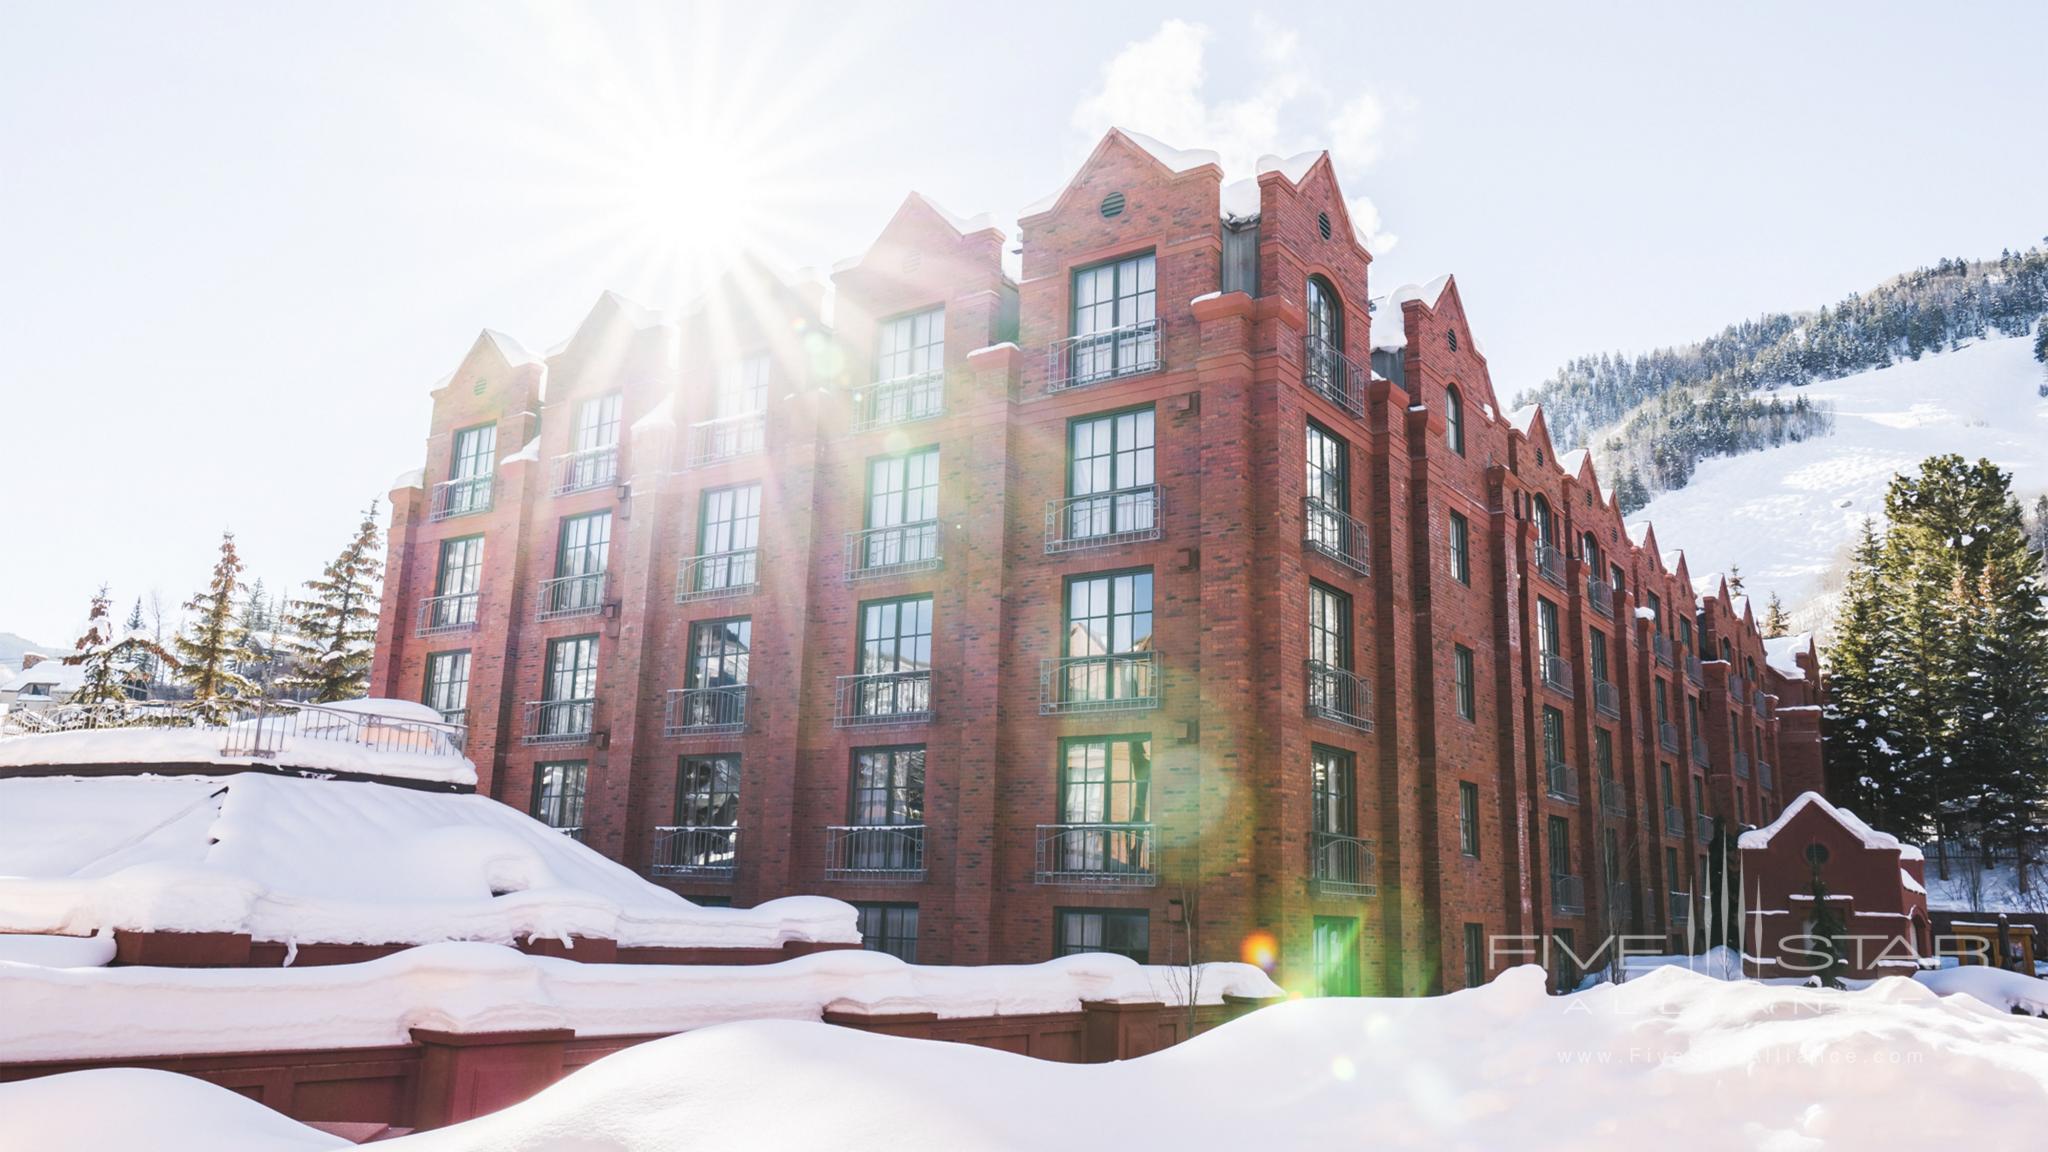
[1737,790,1924,861]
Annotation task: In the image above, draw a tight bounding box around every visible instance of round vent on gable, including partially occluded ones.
[901,252,922,274]
[1317,211,1332,240]
[1805,842,1830,866]
[1100,191,1126,218]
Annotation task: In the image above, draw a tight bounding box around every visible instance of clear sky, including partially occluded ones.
[3,0,2044,645]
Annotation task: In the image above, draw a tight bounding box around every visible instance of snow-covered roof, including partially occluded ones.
[1737,790,1925,861]
[1557,448,1590,476]
[501,436,541,466]
[0,661,86,695]
[1507,405,1541,435]
[1763,634,1811,680]
[0,773,857,949]
[390,467,424,492]
[1697,572,1727,599]
[1662,549,1685,571]
[1120,129,1221,174]
[483,329,544,369]
[1900,868,1927,896]
[1627,521,1655,546]
[1220,177,1260,219]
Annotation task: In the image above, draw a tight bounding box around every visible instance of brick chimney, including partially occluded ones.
[21,652,46,671]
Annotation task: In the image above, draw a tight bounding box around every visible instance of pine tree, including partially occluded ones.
[175,531,258,722]
[1725,563,1745,598]
[237,578,275,690]
[62,586,175,722]
[2031,494,2048,564]
[1762,592,1791,639]
[1806,860,1850,989]
[280,501,384,703]
[122,597,158,688]
[1823,519,1912,826]
[1956,501,2048,890]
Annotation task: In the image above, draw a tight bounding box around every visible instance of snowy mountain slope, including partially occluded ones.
[1631,333,2048,625]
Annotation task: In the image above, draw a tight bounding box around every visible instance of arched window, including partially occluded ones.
[1306,276,1340,352]
[1532,495,1555,547]
[1445,386,1466,456]
[1581,531,1600,572]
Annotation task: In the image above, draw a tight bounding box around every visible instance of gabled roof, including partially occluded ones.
[1019,128,1223,221]
[832,192,1006,278]
[1738,790,1924,861]
[1764,633,1813,681]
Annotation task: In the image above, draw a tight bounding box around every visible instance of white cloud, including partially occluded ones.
[1329,92,1386,169]
[1348,196,1399,257]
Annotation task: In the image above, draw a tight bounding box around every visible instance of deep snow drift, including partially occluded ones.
[9,965,2048,1151]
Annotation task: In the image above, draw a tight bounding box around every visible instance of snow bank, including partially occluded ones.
[1738,790,1924,860]
[0,932,114,967]
[0,774,857,949]
[1914,964,2048,1016]
[0,941,1280,1062]
[0,1069,341,1152]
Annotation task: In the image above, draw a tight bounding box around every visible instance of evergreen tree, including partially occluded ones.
[280,501,384,703]
[237,578,275,690]
[1806,860,1850,989]
[1823,519,1911,825]
[2031,494,2048,564]
[62,586,175,722]
[122,597,158,688]
[1762,592,1791,639]
[175,531,258,722]
[1956,501,2048,887]
[1725,563,1746,598]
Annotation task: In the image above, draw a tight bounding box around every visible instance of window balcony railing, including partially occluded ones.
[1302,497,1371,577]
[1669,890,1691,924]
[415,592,480,638]
[1685,656,1704,688]
[1653,633,1674,667]
[1692,736,1711,768]
[1541,652,1574,698]
[554,825,585,844]
[436,707,468,730]
[686,412,766,468]
[1658,722,1680,755]
[1607,882,1634,920]
[1304,660,1374,731]
[1046,319,1162,393]
[1040,651,1159,715]
[1310,831,1378,898]
[522,699,594,746]
[1758,761,1774,792]
[852,370,945,433]
[1034,822,1156,887]
[536,572,608,621]
[1753,687,1768,718]
[429,475,494,521]
[1593,678,1620,719]
[1046,487,1162,554]
[552,444,619,495]
[1600,777,1626,817]
[1733,749,1750,779]
[834,670,933,728]
[1696,813,1716,843]
[845,520,942,581]
[824,824,926,881]
[651,825,737,878]
[664,685,748,737]
[1586,577,1615,619]
[1546,758,1578,803]
[676,548,758,603]
[1551,873,1585,916]
[1301,335,1366,418]
[1532,541,1566,588]
[1664,804,1685,837]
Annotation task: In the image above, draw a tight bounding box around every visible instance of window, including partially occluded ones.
[677,754,740,827]
[573,393,623,452]
[1679,617,1694,649]
[1603,827,1621,890]
[855,596,933,718]
[1581,532,1602,574]
[1588,628,1609,684]
[1308,582,1352,671]
[877,307,944,381]
[1304,422,1362,563]
[718,355,770,420]
[1060,736,1152,826]
[1595,728,1614,784]
[1313,916,1360,997]
[1648,591,1663,627]
[1542,706,1567,768]
[1055,908,1149,962]
[1661,763,1676,811]
[1548,815,1571,877]
[1532,495,1555,548]
[1737,787,1746,821]
[1059,570,1155,705]
[451,423,497,482]
[1453,644,1476,721]
[1306,276,1340,350]
[1448,510,1471,585]
[1459,781,1481,857]
[854,902,920,962]
[1654,681,1670,727]
[433,536,485,627]
[545,510,612,616]
[1311,745,1355,838]
[1610,563,1626,596]
[1665,846,1680,889]
[694,484,761,590]
[540,636,598,737]
[862,448,940,570]
[531,761,587,831]
[849,748,924,872]
[1536,598,1561,658]
[1553,928,1578,993]
[423,651,470,725]
[1692,776,1705,812]
[1069,253,1158,384]
[1463,922,1486,988]
[688,619,751,689]
[1445,386,1465,456]
[1066,407,1156,539]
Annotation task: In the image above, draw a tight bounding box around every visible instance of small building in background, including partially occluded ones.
[1735,791,1929,980]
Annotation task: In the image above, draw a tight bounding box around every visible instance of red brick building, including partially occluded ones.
[370,129,1823,994]
[1735,791,1930,979]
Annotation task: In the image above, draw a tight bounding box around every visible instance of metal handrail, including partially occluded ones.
[1600,776,1626,817]
[1696,813,1715,843]
[1040,651,1159,714]
[1692,736,1711,767]
[430,475,494,521]
[1546,758,1578,803]
[1046,319,1162,393]
[824,824,926,880]
[1607,882,1634,920]
[1541,653,1575,698]
[1734,750,1750,779]
[1664,804,1685,836]
[1753,687,1768,717]
[1034,822,1156,886]
[1759,761,1775,792]
[415,592,480,637]
[664,686,748,736]
[1685,656,1704,688]
[1593,678,1620,718]
[1669,890,1691,923]
[210,699,468,761]
[1304,660,1374,731]
[1653,633,1673,667]
[522,699,595,746]
[1586,576,1614,619]
[834,670,933,727]
[1301,334,1366,417]
[1302,496,1371,577]
[1310,832,1378,898]
[676,548,759,602]
[1551,873,1585,916]
[651,825,738,877]
[536,572,608,621]
[1046,487,1162,553]
[686,412,766,467]
[552,445,619,495]
[1658,722,1679,754]
[852,370,945,432]
[1533,541,1566,587]
[845,520,942,581]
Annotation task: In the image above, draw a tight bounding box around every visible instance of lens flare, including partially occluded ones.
[1240,931,1279,971]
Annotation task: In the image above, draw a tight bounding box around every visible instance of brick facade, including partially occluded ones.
[372,130,1824,993]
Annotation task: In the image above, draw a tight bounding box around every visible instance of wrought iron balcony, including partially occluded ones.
[429,475,494,521]
[1301,334,1366,417]
[552,444,619,495]
[1546,758,1578,803]
[676,548,758,603]
[1593,678,1620,719]
[1600,776,1626,817]
[1685,656,1704,688]
[845,520,941,581]
[1653,633,1674,667]
[1607,882,1634,920]
[1046,487,1162,554]
[415,592,480,637]
[834,670,933,728]
[1658,722,1680,755]
[435,707,468,729]
[536,572,608,621]
[1586,576,1615,619]
[1034,822,1155,886]
[1310,832,1377,898]
[1753,687,1769,717]
[1669,890,1691,923]
[1304,660,1373,731]
[664,686,748,737]
[522,699,594,746]
[1046,319,1161,393]
[1758,761,1774,792]
[1551,873,1585,916]
[651,825,737,877]
[1664,804,1685,837]
[1696,813,1716,843]
[1692,736,1711,767]
[1302,497,1371,577]
[1532,541,1566,587]
[1040,651,1159,714]
[852,370,944,432]
[824,824,926,881]
[1733,749,1750,779]
[1541,652,1574,698]
[686,412,766,467]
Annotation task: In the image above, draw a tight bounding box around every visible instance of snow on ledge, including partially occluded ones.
[1737,790,1924,860]
[501,437,541,466]
[390,467,424,491]
[0,718,476,787]
[1764,633,1811,680]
